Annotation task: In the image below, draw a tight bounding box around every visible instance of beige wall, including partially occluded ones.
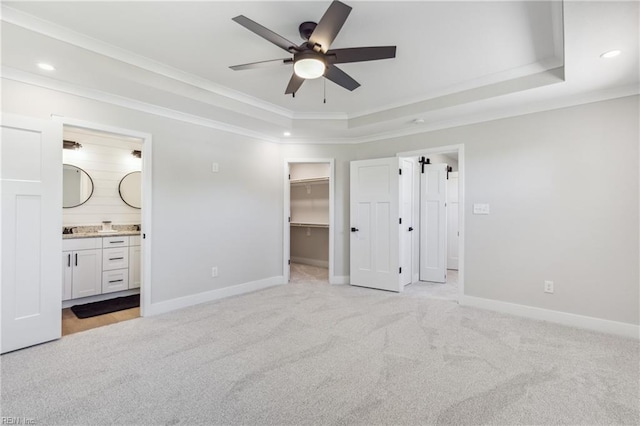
[4,77,638,326]
[3,80,284,305]
[351,96,638,325]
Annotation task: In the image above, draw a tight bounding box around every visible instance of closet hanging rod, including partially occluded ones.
[290,176,329,185]
[290,222,329,229]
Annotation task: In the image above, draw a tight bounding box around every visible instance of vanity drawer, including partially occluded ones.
[102,269,129,293]
[62,237,101,251]
[102,236,129,248]
[103,247,129,270]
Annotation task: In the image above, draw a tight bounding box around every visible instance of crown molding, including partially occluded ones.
[1,67,280,144]
[0,3,568,127]
[282,84,640,145]
[4,70,637,147]
[291,111,349,120]
[1,5,295,119]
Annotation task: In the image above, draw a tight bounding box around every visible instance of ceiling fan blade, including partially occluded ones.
[309,1,352,53]
[326,46,396,64]
[230,58,292,71]
[285,73,305,95]
[324,64,360,91]
[232,15,298,53]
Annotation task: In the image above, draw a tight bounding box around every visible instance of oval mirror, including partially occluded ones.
[119,171,142,209]
[63,164,94,208]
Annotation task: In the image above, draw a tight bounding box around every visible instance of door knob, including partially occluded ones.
[351,227,359,232]
[408,227,414,232]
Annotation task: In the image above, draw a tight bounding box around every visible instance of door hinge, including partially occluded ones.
[288,259,291,265]
[143,233,146,239]
[399,218,402,224]
[288,174,290,180]
[399,267,402,274]
[399,168,402,175]
[419,156,431,173]
[288,217,291,223]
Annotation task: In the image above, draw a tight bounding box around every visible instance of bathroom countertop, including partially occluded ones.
[62,231,141,239]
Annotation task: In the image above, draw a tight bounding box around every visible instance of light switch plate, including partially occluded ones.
[473,203,490,215]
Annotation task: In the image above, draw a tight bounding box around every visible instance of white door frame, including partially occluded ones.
[396,144,465,301]
[283,158,335,284]
[53,117,153,317]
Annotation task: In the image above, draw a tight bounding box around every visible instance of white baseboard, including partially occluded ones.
[330,275,350,285]
[461,295,639,340]
[145,276,284,316]
[62,289,140,308]
[291,257,329,268]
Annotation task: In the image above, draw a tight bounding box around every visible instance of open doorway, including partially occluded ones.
[397,145,465,301]
[283,159,335,285]
[59,120,152,335]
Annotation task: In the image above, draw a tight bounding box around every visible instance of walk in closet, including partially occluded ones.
[289,163,330,268]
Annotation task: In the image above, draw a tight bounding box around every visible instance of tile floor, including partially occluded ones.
[62,306,139,336]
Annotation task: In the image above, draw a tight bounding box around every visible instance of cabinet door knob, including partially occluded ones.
[351,227,359,232]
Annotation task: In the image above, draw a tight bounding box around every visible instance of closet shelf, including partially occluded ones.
[290,177,329,186]
[290,222,329,229]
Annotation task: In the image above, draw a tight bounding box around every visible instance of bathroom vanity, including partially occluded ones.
[62,231,141,303]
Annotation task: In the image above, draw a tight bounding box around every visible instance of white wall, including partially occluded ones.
[350,96,639,325]
[289,163,330,180]
[4,77,638,327]
[3,79,283,306]
[62,129,142,226]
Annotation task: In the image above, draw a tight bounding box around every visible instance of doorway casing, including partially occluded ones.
[396,144,465,300]
[283,158,335,284]
[54,117,153,316]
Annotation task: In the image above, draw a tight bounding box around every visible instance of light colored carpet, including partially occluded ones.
[1,274,638,425]
[404,270,459,300]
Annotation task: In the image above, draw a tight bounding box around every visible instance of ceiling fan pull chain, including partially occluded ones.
[323,78,327,104]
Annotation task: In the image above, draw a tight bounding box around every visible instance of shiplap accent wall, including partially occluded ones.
[62,128,142,226]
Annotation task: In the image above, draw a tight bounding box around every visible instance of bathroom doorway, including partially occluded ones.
[59,119,152,335]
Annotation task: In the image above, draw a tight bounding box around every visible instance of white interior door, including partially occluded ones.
[350,157,402,292]
[1,115,62,353]
[400,157,417,286]
[420,163,447,283]
[447,171,459,270]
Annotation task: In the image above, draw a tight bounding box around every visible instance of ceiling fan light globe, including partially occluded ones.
[294,58,325,79]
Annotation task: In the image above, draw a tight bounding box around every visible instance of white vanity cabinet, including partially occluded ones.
[102,236,130,293]
[128,236,141,289]
[62,238,103,300]
[62,234,141,301]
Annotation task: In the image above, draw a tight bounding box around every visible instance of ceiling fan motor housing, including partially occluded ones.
[299,21,318,41]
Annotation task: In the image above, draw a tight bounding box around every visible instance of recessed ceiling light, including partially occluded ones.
[283,131,291,137]
[37,62,55,71]
[600,50,621,59]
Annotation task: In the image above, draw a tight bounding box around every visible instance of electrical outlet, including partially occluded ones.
[211,267,218,277]
[544,280,554,294]
[212,162,219,173]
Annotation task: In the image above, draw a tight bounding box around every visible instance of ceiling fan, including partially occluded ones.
[229,0,396,96]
